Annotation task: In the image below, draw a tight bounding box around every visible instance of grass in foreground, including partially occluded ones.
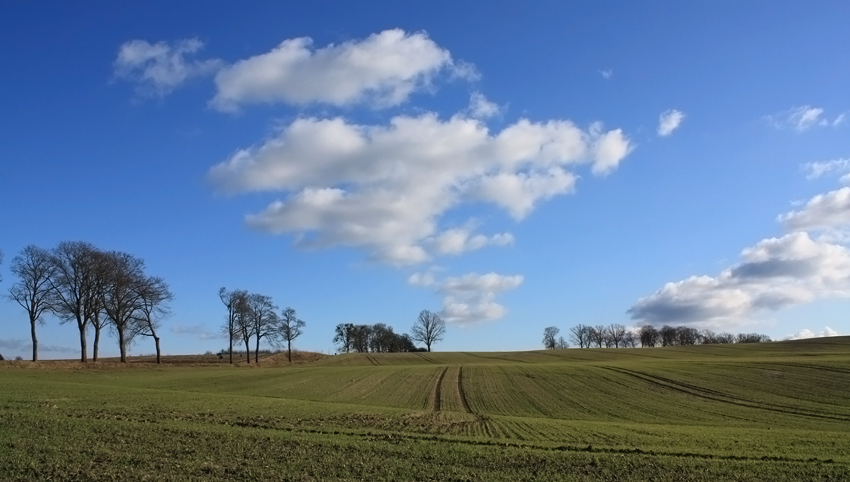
[1,338,849,480]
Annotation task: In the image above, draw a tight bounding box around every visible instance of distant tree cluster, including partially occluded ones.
[332,310,445,354]
[219,288,306,363]
[543,323,771,349]
[3,242,173,363]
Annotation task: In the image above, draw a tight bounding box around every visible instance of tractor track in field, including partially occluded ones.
[417,353,437,364]
[456,366,472,413]
[429,367,448,411]
[603,366,850,422]
[365,355,379,366]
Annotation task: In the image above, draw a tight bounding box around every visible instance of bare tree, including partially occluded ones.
[49,241,101,362]
[569,324,591,348]
[542,326,559,349]
[555,336,570,349]
[8,246,55,361]
[133,276,173,364]
[232,291,254,363]
[247,293,278,363]
[675,326,702,345]
[623,331,638,348]
[99,251,146,363]
[608,324,627,348]
[333,323,354,353]
[659,325,677,347]
[639,325,660,347]
[589,325,607,348]
[411,310,445,352]
[274,307,305,362]
[219,288,246,364]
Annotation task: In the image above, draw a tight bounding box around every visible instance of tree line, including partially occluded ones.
[218,288,306,364]
[333,309,446,353]
[544,324,771,349]
[2,242,173,363]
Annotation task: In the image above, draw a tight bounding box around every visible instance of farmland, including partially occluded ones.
[1,338,849,480]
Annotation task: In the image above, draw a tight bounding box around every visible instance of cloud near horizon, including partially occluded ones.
[629,168,850,329]
[409,271,524,325]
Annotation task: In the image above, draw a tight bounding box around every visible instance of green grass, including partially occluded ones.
[1,337,849,480]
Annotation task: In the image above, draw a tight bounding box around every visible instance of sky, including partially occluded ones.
[1,1,849,359]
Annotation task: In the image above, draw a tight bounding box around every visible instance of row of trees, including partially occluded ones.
[2,242,172,362]
[544,324,772,349]
[218,288,306,363]
[333,310,446,353]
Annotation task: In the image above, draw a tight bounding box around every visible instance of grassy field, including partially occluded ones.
[1,338,849,480]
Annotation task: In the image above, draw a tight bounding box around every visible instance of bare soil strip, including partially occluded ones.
[430,366,449,411]
[456,365,472,413]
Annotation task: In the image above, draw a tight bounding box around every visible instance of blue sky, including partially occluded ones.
[1,1,849,359]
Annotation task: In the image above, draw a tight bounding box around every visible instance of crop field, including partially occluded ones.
[1,338,849,480]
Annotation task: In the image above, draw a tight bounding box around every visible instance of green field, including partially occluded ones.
[2,338,849,481]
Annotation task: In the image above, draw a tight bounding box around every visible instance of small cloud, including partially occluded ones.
[170,324,223,341]
[409,271,523,325]
[657,109,685,137]
[764,105,844,133]
[785,326,840,340]
[467,92,501,119]
[0,339,24,350]
[113,38,222,98]
[598,69,613,80]
[804,158,850,180]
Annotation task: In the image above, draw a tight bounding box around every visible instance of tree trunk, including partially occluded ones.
[287,339,292,363]
[78,324,87,363]
[30,318,38,362]
[244,338,251,363]
[154,336,161,364]
[255,336,260,363]
[118,328,126,363]
[229,330,233,364]
[93,325,101,362]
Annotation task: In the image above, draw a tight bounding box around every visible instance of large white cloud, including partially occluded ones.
[113,38,222,97]
[409,272,524,324]
[786,326,840,340]
[211,29,470,111]
[629,231,850,327]
[209,113,632,264]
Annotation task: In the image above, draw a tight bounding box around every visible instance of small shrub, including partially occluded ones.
[14,356,23,361]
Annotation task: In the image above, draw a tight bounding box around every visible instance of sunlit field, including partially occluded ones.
[2,338,849,481]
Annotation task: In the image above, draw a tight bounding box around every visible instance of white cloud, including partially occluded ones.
[779,187,850,232]
[424,224,513,256]
[765,105,846,133]
[209,113,632,265]
[468,92,501,119]
[409,271,524,324]
[805,158,850,181]
[113,38,221,97]
[211,29,467,111]
[657,109,685,137]
[785,326,840,340]
[628,232,850,328]
[598,69,613,80]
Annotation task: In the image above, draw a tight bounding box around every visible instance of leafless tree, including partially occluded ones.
[48,241,101,362]
[676,326,702,345]
[274,307,305,362]
[133,276,173,364]
[569,324,591,348]
[608,324,627,348]
[737,333,771,343]
[333,323,354,353]
[555,336,570,349]
[219,288,246,364]
[99,251,146,363]
[8,246,55,361]
[639,325,660,347]
[589,325,607,348]
[542,326,559,349]
[350,324,372,353]
[411,310,445,352]
[659,325,677,347]
[623,331,638,348]
[247,293,278,363]
[232,291,254,363]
